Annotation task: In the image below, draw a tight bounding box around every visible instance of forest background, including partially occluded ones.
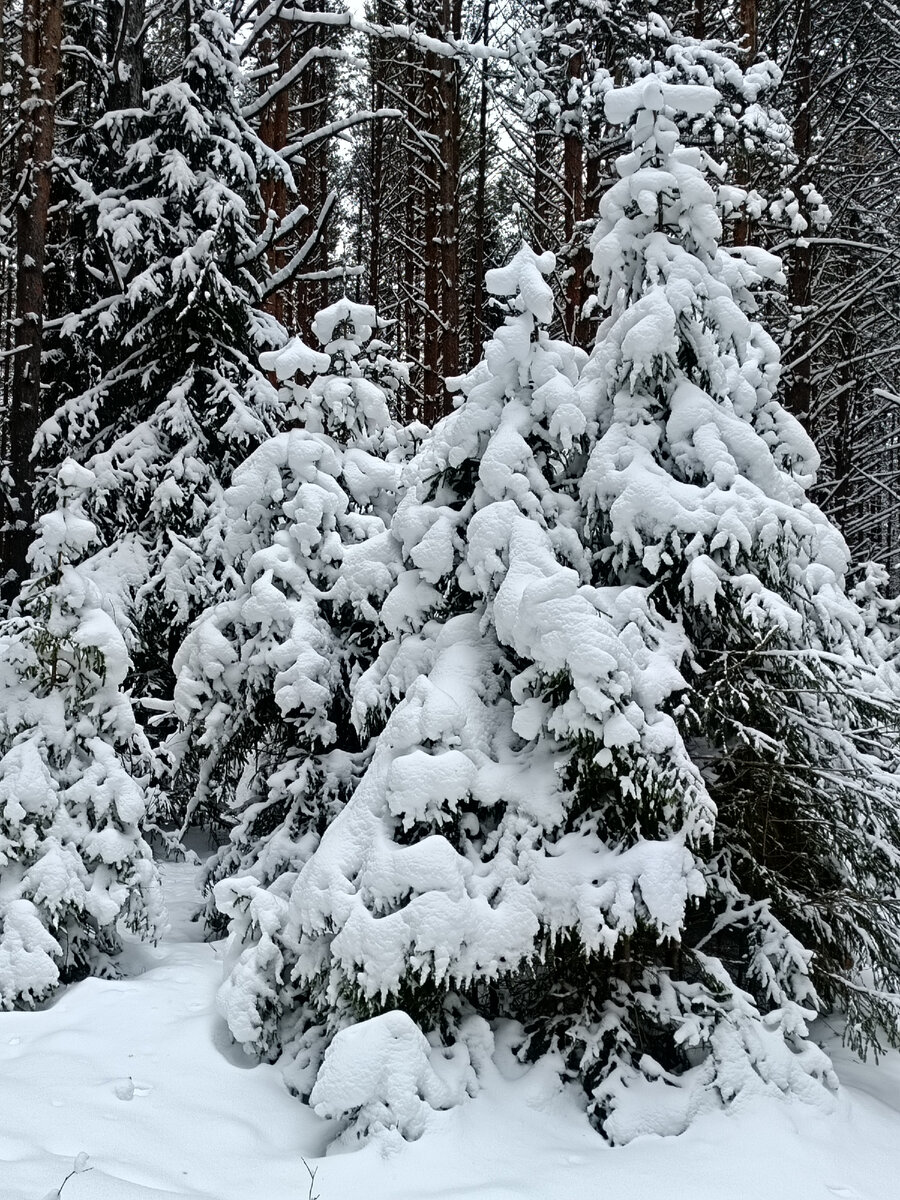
[2,0,900,585]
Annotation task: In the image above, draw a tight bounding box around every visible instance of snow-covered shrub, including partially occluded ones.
[173,305,417,1054]
[850,562,900,659]
[308,1010,470,1147]
[233,242,616,1108]
[0,462,163,1007]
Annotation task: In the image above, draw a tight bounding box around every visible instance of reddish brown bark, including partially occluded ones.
[740,0,758,60]
[257,20,293,326]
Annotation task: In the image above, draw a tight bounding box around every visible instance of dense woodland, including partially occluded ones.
[5,0,900,571]
[2,0,900,1146]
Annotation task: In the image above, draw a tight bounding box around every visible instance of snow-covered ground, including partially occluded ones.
[3,862,899,1200]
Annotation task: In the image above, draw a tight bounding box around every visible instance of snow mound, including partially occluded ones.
[309,1011,470,1148]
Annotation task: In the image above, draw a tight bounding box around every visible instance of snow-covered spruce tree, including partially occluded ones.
[252,83,900,1144]
[580,75,900,1071]
[0,461,163,1007]
[232,245,694,1136]
[172,301,417,1056]
[38,8,290,695]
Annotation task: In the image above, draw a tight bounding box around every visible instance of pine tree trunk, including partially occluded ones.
[258,20,293,326]
[368,29,384,312]
[785,0,813,423]
[6,0,64,586]
[438,0,461,395]
[107,0,145,111]
[740,0,758,60]
[533,125,554,252]
[563,51,584,341]
[421,9,443,424]
[0,0,14,455]
[469,0,490,367]
[402,6,422,412]
[692,0,705,39]
[731,0,757,248]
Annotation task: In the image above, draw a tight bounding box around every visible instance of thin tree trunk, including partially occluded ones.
[469,0,490,366]
[402,3,421,413]
[786,0,813,422]
[730,0,758,247]
[563,51,584,340]
[438,0,462,394]
[0,0,13,451]
[740,0,758,60]
[257,19,293,325]
[693,0,705,39]
[533,125,554,252]
[294,20,328,334]
[421,8,443,424]
[368,25,383,311]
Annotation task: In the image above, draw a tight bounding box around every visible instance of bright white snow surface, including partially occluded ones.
[2,861,899,1200]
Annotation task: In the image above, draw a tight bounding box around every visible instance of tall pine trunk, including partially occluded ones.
[107,0,145,110]
[785,0,813,423]
[469,0,490,367]
[6,0,64,587]
[421,23,443,423]
[563,50,584,342]
[258,20,293,326]
[438,0,461,394]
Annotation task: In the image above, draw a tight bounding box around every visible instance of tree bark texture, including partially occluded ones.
[107,0,145,111]
[6,0,64,585]
[258,20,293,326]
[785,0,813,423]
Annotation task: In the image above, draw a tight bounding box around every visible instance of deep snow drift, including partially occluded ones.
[2,861,898,1200]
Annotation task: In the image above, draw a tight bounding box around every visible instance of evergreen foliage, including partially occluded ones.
[38,8,291,690]
[217,74,900,1144]
[581,73,900,1067]
[172,300,417,1054]
[0,461,163,1007]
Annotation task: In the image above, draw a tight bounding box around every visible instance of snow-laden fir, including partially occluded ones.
[182,75,900,1146]
[172,300,421,1054]
[0,461,162,1007]
[37,10,291,701]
